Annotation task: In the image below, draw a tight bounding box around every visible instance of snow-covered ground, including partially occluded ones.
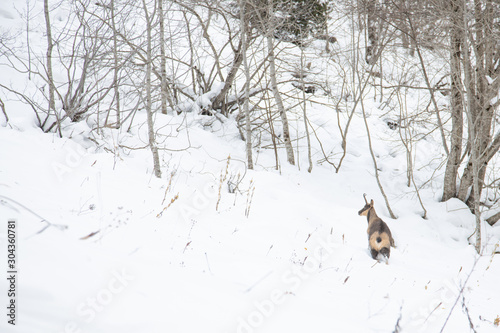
[1,1,500,333]
[1,104,500,333]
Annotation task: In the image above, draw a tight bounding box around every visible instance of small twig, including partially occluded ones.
[244,270,273,293]
[216,155,231,211]
[161,171,176,205]
[80,230,100,240]
[0,97,8,123]
[204,252,212,274]
[301,256,308,266]
[187,219,196,239]
[344,257,353,272]
[439,257,480,333]
[245,180,255,218]
[156,193,179,218]
[359,94,397,219]
[183,241,192,254]
[0,194,67,233]
[266,244,273,256]
[461,295,477,333]
[393,304,403,333]
[486,243,498,270]
[305,233,311,243]
[423,302,442,324]
[35,224,50,235]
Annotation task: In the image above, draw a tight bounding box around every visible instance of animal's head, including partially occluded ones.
[358,193,374,216]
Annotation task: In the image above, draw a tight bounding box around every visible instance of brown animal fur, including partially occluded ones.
[358,196,394,260]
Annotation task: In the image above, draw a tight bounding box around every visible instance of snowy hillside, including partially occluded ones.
[1,1,500,333]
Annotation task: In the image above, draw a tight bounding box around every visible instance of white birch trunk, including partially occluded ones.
[43,0,55,119]
[143,0,161,178]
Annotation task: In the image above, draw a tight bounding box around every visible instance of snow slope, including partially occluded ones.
[1,1,500,333]
[1,102,500,333]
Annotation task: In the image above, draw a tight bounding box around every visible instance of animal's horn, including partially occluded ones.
[363,193,368,204]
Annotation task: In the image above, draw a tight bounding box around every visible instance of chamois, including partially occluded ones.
[358,194,395,261]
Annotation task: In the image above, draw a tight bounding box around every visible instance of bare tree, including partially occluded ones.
[455,0,500,207]
[110,0,121,127]
[363,0,380,64]
[298,45,312,173]
[432,0,500,248]
[240,0,253,169]
[265,0,295,165]
[43,0,57,134]
[158,0,168,115]
[0,97,7,124]
[442,0,464,202]
[143,0,162,178]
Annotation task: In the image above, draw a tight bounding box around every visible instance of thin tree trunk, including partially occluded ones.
[406,13,449,157]
[464,33,481,253]
[300,47,312,173]
[486,211,500,226]
[111,0,121,127]
[0,98,7,123]
[360,92,396,219]
[365,0,378,64]
[212,38,244,114]
[266,3,294,165]
[26,0,32,80]
[461,2,483,252]
[240,0,253,169]
[456,0,498,207]
[43,0,56,129]
[158,0,168,115]
[264,91,279,170]
[143,0,161,178]
[183,11,197,97]
[442,0,464,201]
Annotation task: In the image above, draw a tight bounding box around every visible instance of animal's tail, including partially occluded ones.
[379,247,390,259]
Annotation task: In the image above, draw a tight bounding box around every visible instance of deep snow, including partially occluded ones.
[1,1,500,333]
